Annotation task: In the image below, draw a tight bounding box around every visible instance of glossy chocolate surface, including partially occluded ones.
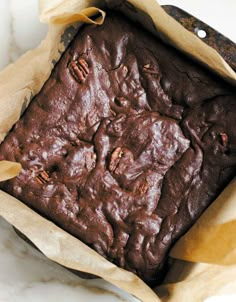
[0,12,235,286]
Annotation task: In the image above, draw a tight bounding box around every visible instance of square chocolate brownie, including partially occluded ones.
[0,12,235,286]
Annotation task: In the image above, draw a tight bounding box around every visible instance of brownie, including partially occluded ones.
[0,12,235,287]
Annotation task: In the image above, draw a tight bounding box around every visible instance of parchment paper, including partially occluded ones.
[0,1,235,301]
[170,178,236,265]
[0,161,21,182]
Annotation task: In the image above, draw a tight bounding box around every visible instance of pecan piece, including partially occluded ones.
[136,181,149,195]
[36,171,49,184]
[143,64,159,75]
[68,58,89,84]
[114,97,130,108]
[109,147,134,175]
[109,147,124,173]
[85,152,97,171]
[219,132,228,147]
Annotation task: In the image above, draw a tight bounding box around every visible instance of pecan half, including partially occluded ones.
[36,171,49,184]
[68,58,89,84]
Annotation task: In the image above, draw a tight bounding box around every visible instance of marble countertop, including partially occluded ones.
[0,1,235,301]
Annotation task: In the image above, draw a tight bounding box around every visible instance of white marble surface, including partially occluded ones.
[0,218,138,302]
[0,1,236,301]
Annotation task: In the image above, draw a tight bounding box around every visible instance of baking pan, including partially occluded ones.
[13,2,236,286]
